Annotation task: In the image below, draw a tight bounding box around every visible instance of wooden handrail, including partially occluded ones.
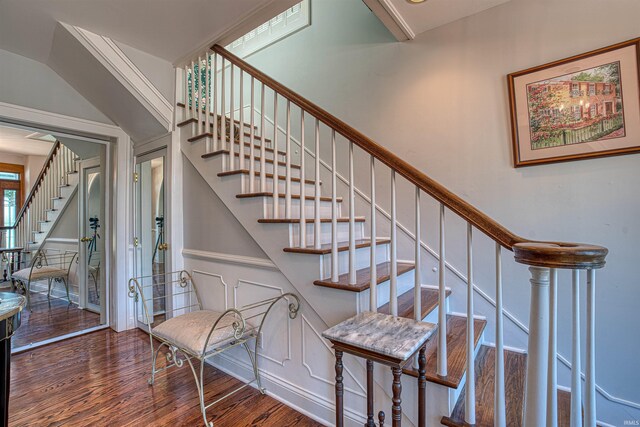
[211,45,607,269]
[11,140,61,229]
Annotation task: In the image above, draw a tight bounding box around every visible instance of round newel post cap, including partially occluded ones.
[513,241,608,270]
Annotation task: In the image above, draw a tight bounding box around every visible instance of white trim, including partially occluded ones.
[64,24,173,131]
[44,238,79,244]
[182,248,277,270]
[11,325,109,354]
[362,0,415,40]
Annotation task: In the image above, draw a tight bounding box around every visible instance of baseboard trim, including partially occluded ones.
[182,248,277,270]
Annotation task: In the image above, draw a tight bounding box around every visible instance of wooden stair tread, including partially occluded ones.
[284,238,390,255]
[237,193,340,203]
[403,315,486,389]
[441,346,576,427]
[187,131,272,144]
[379,287,451,321]
[201,142,285,156]
[202,150,300,169]
[218,170,319,185]
[259,217,365,224]
[314,261,415,292]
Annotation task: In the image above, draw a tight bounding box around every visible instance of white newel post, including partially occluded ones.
[523,266,550,427]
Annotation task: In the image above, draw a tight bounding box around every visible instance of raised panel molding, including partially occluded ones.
[301,314,367,399]
[234,279,291,366]
[191,269,228,311]
[183,248,277,270]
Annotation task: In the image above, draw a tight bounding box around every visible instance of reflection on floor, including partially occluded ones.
[10,329,322,426]
[9,289,101,349]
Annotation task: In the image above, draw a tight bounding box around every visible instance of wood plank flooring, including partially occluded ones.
[9,329,322,427]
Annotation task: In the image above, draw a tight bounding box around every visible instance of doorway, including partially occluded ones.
[134,149,168,329]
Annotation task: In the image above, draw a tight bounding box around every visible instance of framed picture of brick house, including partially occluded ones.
[508,38,640,167]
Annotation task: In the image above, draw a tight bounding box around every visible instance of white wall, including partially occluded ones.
[0,151,25,165]
[24,154,47,195]
[0,48,113,124]
[243,0,640,422]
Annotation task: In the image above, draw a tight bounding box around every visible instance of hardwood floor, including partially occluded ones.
[9,328,323,427]
[10,290,101,349]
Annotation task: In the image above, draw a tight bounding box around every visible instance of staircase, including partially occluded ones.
[178,45,607,427]
[11,142,79,253]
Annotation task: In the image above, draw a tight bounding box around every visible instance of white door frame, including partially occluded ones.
[0,101,133,333]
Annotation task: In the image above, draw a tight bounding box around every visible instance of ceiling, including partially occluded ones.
[0,0,297,64]
[364,0,511,41]
[0,124,54,157]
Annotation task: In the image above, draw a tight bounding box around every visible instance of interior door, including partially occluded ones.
[78,158,105,320]
[134,150,167,329]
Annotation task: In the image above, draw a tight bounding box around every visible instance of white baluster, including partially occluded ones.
[465,224,475,425]
[212,54,218,152]
[205,53,211,153]
[184,65,189,120]
[438,204,448,376]
[314,119,321,250]
[331,130,338,283]
[523,266,550,427]
[198,55,203,135]
[390,170,397,317]
[272,94,279,219]
[190,60,195,122]
[285,100,292,219]
[369,157,377,312]
[260,83,266,192]
[239,70,245,188]
[585,269,596,427]
[229,64,235,171]
[547,268,558,427]
[495,243,506,427]
[221,58,226,172]
[249,76,255,193]
[571,269,582,427]
[348,141,356,285]
[414,188,421,321]
[299,111,306,248]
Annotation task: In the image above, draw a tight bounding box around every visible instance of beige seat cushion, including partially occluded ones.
[152,310,256,356]
[12,266,67,281]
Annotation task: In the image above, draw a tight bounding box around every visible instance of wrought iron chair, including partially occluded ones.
[11,249,77,310]
[128,270,300,427]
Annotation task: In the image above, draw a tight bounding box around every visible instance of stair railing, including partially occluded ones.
[179,45,607,427]
[8,142,76,250]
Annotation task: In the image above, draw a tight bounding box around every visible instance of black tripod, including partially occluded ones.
[152,216,164,263]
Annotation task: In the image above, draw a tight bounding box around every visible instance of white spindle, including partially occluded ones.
[389,170,397,317]
[437,204,448,376]
[299,111,306,248]
[212,54,218,152]
[239,70,245,180]
[585,269,596,427]
[285,100,292,219]
[229,64,235,171]
[198,55,203,135]
[368,157,377,313]
[260,83,266,192]
[330,130,338,283]
[348,141,356,285]
[547,268,558,427]
[465,224,475,425]
[414,188,421,321]
[571,269,582,427]
[314,119,321,250]
[272,94,279,218]
[495,243,506,427]
[249,77,255,193]
[184,65,189,120]
[221,58,226,171]
[205,53,211,153]
[190,60,195,121]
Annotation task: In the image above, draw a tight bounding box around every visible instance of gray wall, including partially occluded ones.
[0,48,113,124]
[48,190,79,239]
[244,0,640,417]
[182,156,267,259]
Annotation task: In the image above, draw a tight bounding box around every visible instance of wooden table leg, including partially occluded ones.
[366,359,375,427]
[335,349,344,427]
[392,367,402,427]
[418,346,426,427]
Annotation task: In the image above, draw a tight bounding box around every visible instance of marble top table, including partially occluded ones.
[322,311,436,365]
[0,292,26,323]
[0,291,26,426]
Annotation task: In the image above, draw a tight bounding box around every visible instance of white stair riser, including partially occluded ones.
[374,269,416,307]
[319,242,390,277]
[241,176,319,195]
[226,158,301,179]
[290,222,366,247]
[46,210,58,222]
[53,198,66,210]
[261,198,338,219]
[39,221,53,233]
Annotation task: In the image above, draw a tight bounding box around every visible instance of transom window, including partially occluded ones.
[0,172,19,180]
